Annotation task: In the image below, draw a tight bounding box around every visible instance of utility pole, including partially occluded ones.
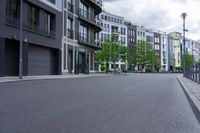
[181,12,187,77]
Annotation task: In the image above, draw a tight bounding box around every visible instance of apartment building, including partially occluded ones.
[153,32,161,66]
[193,41,200,62]
[168,32,182,71]
[62,0,102,74]
[98,10,127,70]
[145,29,154,46]
[136,26,146,42]
[99,10,127,46]
[160,33,169,71]
[0,0,62,76]
[124,21,137,70]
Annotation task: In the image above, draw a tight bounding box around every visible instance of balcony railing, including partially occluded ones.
[79,33,89,44]
[79,9,102,31]
[79,8,95,23]
[6,15,56,38]
[67,29,73,39]
[68,2,74,13]
[79,33,100,48]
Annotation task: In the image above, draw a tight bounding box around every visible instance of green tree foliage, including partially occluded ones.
[129,41,161,71]
[182,53,193,67]
[95,35,128,72]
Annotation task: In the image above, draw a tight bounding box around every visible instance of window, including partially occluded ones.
[163,52,166,57]
[101,15,104,19]
[67,18,73,39]
[146,36,153,42]
[105,16,107,20]
[155,44,160,50]
[80,2,88,19]
[27,3,39,28]
[6,0,20,18]
[155,37,160,43]
[79,24,88,43]
[101,33,103,42]
[68,0,74,13]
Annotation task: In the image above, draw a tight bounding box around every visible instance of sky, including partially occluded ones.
[102,0,200,41]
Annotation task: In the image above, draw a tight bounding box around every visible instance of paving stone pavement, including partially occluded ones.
[179,76,200,101]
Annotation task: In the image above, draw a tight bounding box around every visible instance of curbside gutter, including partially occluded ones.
[177,77,200,124]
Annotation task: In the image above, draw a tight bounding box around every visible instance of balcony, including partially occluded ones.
[6,15,56,38]
[67,29,73,39]
[79,8,102,32]
[68,2,74,13]
[47,0,55,4]
[78,33,101,50]
[112,30,120,34]
[88,0,102,15]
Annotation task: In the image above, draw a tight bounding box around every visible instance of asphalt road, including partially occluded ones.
[0,74,200,133]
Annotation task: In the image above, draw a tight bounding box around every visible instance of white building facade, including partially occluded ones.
[161,33,169,71]
[98,10,128,70]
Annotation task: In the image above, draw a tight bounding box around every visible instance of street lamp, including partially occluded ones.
[19,0,23,79]
[181,12,187,77]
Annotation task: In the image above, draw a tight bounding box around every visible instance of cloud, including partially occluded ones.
[102,0,200,40]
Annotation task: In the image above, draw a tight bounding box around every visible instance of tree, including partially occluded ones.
[182,53,193,67]
[127,41,160,71]
[95,34,127,72]
[95,38,112,72]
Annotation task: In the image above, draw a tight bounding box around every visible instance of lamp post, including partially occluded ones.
[19,0,23,79]
[181,12,187,77]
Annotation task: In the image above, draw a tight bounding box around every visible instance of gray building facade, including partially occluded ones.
[0,0,62,76]
[62,0,102,74]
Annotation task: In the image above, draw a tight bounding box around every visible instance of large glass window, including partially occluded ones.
[67,18,73,39]
[6,0,20,18]
[27,3,39,28]
[67,0,73,12]
[79,24,88,43]
[80,2,88,19]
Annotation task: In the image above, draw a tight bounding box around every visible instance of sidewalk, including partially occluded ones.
[0,73,109,83]
[177,76,200,123]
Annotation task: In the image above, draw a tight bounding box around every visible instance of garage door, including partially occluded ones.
[28,44,57,75]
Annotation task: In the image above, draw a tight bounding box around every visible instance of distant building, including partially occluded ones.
[160,33,169,71]
[124,21,137,70]
[98,10,128,70]
[153,31,162,67]
[168,32,182,71]
[193,41,200,62]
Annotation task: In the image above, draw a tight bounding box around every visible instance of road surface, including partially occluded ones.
[0,74,199,133]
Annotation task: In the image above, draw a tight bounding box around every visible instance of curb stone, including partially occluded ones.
[177,77,200,124]
[0,74,110,83]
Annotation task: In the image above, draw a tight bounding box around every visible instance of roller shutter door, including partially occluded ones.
[28,45,57,75]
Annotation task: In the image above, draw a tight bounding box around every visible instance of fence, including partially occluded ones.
[185,63,200,84]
